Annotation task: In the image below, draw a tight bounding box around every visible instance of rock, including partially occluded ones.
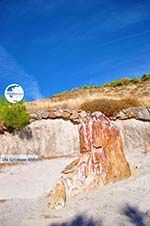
[127,110,137,118]
[62,111,71,120]
[116,108,137,120]
[70,111,80,124]
[41,111,49,119]
[116,107,150,121]
[48,111,57,119]
[137,108,150,121]
[30,113,38,120]
[70,118,80,124]
[36,111,44,120]
[29,118,36,123]
[63,109,72,114]
[76,112,131,188]
[55,110,63,118]
[48,180,66,209]
[79,111,87,118]
[30,110,49,120]
[70,111,79,120]
[49,112,131,209]
[62,159,79,174]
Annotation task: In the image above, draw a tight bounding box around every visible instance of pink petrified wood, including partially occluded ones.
[48,112,131,209]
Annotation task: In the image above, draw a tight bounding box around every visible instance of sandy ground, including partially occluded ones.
[0,151,150,226]
[0,158,75,199]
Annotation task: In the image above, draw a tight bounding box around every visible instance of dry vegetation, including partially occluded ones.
[80,98,140,117]
[26,76,150,114]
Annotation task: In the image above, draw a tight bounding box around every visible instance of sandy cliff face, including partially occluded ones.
[113,119,150,153]
[0,119,80,158]
[0,118,149,157]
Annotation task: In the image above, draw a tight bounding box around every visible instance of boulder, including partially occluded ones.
[79,111,87,119]
[55,110,63,118]
[30,113,38,120]
[70,111,79,120]
[41,110,49,119]
[48,111,57,119]
[116,107,150,121]
[49,112,131,209]
[137,108,150,121]
[70,111,80,124]
[62,111,71,120]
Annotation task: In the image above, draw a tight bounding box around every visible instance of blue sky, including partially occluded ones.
[0,0,150,101]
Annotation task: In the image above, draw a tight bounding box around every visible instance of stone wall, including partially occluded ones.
[29,107,150,123]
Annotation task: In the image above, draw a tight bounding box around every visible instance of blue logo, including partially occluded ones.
[4,84,24,103]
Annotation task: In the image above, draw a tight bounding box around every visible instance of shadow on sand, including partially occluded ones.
[49,205,150,226]
[50,214,102,226]
[122,204,149,226]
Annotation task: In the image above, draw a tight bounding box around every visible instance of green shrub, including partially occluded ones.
[80,98,140,117]
[110,77,140,87]
[0,102,30,130]
[129,78,140,84]
[82,85,90,89]
[110,79,124,87]
[141,74,150,81]
[91,85,99,89]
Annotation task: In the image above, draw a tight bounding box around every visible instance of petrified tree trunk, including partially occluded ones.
[48,112,131,209]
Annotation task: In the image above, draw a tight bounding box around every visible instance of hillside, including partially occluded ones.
[26,75,150,113]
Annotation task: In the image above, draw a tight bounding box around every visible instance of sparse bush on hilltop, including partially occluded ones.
[51,74,148,100]
[80,74,150,90]
[141,74,150,81]
[110,79,124,87]
[0,102,30,130]
[81,77,141,90]
[129,77,140,84]
[91,85,99,89]
[80,98,140,117]
[26,73,149,112]
[110,77,140,88]
[82,85,90,89]
[82,84,104,89]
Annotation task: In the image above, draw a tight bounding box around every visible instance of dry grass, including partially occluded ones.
[26,80,150,113]
[80,98,140,117]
